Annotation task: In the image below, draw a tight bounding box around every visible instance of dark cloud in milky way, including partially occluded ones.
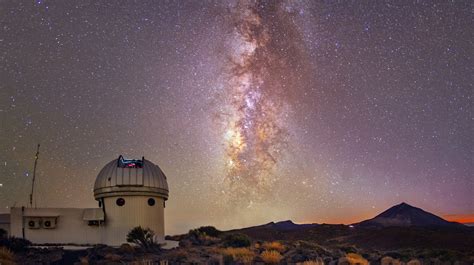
[215,0,314,206]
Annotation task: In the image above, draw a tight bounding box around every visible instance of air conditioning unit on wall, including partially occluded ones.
[26,218,41,229]
[42,217,57,229]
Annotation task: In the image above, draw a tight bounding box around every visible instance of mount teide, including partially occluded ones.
[353,202,464,228]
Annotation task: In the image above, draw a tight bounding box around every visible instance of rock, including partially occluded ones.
[381,256,403,265]
[407,259,421,265]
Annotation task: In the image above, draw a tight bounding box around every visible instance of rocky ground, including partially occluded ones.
[1,226,473,264]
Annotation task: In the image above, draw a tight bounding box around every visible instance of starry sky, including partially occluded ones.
[0,0,473,234]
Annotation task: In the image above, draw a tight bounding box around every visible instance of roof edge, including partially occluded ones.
[94,186,169,200]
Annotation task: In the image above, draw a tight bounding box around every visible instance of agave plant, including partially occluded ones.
[126,226,157,250]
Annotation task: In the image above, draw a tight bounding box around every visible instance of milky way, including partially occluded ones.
[216,1,312,205]
[0,1,472,233]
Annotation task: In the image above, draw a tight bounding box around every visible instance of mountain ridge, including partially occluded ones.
[353,202,464,228]
[237,202,465,231]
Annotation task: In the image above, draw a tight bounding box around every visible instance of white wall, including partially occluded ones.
[8,196,165,246]
[9,207,102,245]
[102,195,165,246]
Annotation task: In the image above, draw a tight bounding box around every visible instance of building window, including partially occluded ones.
[116,198,125,206]
[148,198,155,206]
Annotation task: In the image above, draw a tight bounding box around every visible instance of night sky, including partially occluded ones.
[0,1,472,234]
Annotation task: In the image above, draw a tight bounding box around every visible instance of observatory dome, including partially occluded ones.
[94,156,169,200]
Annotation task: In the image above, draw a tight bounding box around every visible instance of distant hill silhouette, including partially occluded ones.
[354,202,465,228]
[218,202,472,251]
[260,220,318,230]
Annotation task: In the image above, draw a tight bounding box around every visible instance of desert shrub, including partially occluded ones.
[0,246,15,265]
[126,226,157,250]
[220,247,255,264]
[262,241,285,253]
[119,243,135,253]
[286,241,332,263]
[179,239,192,247]
[0,237,31,252]
[294,241,332,257]
[223,233,251,248]
[406,259,421,265]
[261,250,283,264]
[188,226,222,246]
[194,226,222,237]
[0,229,7,239]
[381,256,405,265]
[339,253,369,265]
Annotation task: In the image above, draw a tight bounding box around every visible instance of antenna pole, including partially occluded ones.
[29,144,40,208]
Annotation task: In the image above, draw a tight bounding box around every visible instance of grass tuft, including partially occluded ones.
[0,246,15,265]
[220,247,255,264]
[340,253,369,265]
[260,250,283,264]
[262,241,285,253]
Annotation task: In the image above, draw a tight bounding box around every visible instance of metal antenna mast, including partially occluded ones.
[29,144,40,208]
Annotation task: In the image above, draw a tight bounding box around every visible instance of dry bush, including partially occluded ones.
[338,253,369,265]
[406,259,421,265]
[0,246,15,265]
[262,241,285,253]
[119,243,135,253]
[223,233,251,247]
[220,247,255,264]
[208,246,222,255]
[297,259,324,265]
[260,250,283,264]
[381,256,403,265]
[0,237,31,252]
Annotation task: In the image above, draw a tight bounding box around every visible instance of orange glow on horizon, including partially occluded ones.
[443,214,474,224]
[300,213,474,225]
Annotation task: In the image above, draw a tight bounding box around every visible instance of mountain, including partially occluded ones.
[220,203,472,250]
[261,220,319,231]
[229,220,318,233]
[354,202,464,228]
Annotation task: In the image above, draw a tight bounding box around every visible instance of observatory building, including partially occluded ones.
[1,156,169,246]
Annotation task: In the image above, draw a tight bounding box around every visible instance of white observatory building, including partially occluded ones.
[3,156,170,246]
